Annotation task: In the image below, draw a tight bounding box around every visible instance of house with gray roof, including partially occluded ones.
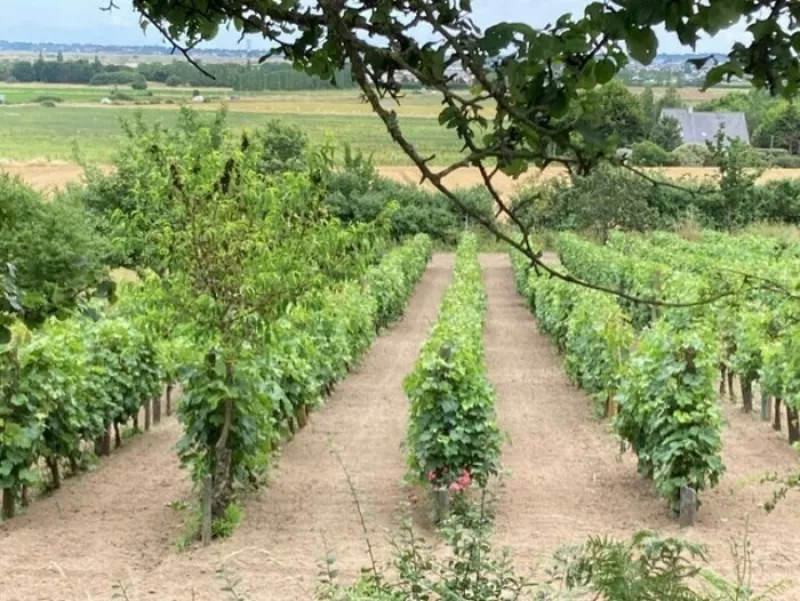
[661,108,750,145]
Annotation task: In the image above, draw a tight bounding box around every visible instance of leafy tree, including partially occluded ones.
[657,85,686,115]
[754,101,800,155]
[574,80,646,147]
[651,116,683,152]
[695,89,774,135]
[702,131,765,231]
[125,0,800,286]
[0,175,112,328]
[165,74,183,87]
[631,140,674,167]
[640,86,658,137]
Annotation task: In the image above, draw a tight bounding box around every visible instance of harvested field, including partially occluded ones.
[7,161,800,195]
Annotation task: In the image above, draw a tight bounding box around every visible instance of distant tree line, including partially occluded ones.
[0,54,356,91]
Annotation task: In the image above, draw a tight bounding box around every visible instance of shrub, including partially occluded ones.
[33,95,63,104]
[631,140,676,167]
[670,143,712,167]
[131,78,148,90]
[40,100,57,108]
[165,74,183,87]
[109,89,134,102]
[771,154,800,168]
[251,119,309,174]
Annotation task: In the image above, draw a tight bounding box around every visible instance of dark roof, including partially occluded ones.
[661,109,750,145]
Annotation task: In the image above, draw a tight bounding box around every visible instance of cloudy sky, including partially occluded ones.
[2,0,748,54]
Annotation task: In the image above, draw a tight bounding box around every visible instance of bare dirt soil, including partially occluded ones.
[481,253,800,593]
[0,161,88,191]
[0,254,454,601]
[7,161,800,196]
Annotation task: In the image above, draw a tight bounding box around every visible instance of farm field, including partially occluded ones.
[6,160,800,195]
[1,252,798,599]
[0,101,457,164]
[0,83,744,165]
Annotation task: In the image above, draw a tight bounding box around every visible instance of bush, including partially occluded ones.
[511,165,686,238]
[670,143,713,166]
[771,154,800,168]
[33,95,64,104]
[131,78,148,90]
[40,100,57,108]
[109,89,134,102]
[251,120,309,174]
[631,140,676,166]
[165,74,183,87]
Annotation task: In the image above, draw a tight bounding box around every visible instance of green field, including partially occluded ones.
[0,94,462,165]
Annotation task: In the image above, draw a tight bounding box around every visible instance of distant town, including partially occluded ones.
[0,39,742,88]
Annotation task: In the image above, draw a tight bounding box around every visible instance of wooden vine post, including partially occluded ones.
[144,398,151,431]
[787,406,800,445]
[153,395,161,426]
[679,486,697,528]
[741,377,753,413]
[1,488,14,520]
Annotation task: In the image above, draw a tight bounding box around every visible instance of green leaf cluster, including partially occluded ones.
[0,315,162,499]
[615,320,724,514]
[512,249,634,417]
[405,233,501,489]
[0,174,112,328]
[173,234,432,498]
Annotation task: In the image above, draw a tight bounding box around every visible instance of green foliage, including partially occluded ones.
[0,314,163,512]
[754,101,800,155]
[651,116,683,152]
[640,87,658,137]
[323,152,494,243]
[573,80,646,148]
[251,119,309,175]
[89,71,145,86]
[405,234,501,490]
[552,531,706,600]
[704,133,765,231]
[671,143,713,167]
[525,234,725,513]
[130,78,148,90]
[172,234,430,531]
[512,166,678,240]
[0,174,111,327]
[212,502,242,539]
[165,74,183,87]
[615,320,724,513]
[657,86,686,112]
[632,140,676,167]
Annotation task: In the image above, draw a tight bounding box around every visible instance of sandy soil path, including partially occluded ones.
[0,416,190,601]
[0,254,453,601]
[481,253,800,593]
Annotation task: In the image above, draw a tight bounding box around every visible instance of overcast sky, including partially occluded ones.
[2,0,748,54]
